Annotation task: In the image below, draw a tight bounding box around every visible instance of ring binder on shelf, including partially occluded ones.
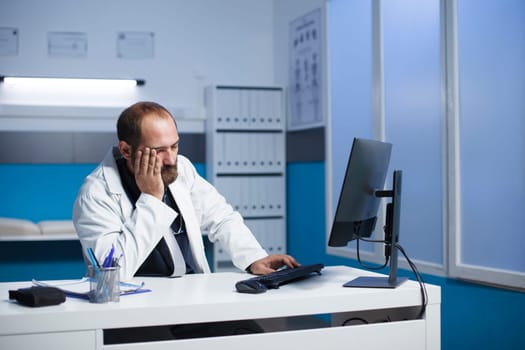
[206,85,286,272]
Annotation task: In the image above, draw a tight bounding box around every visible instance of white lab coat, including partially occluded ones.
[73,148,268,281]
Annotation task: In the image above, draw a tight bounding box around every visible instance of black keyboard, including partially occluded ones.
[235,263,324,293]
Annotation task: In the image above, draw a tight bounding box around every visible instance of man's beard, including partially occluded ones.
[161,163,178,185]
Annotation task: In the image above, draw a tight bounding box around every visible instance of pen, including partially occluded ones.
[102,245,115,268]
[115,253,123,266]
[87,247,101,276]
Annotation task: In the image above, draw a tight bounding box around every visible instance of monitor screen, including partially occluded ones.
[328,138,392,247]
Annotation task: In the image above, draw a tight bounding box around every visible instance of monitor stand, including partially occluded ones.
[344,170,408,289]
[343,276,408,289]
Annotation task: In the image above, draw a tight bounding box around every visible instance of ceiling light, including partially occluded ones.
[0,76,145,89]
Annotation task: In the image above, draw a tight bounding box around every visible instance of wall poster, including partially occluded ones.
[0,28,18,56]
[48,32,87,58]
[288,8,323,130]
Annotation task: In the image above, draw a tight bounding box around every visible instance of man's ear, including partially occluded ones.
[118,141,132,160]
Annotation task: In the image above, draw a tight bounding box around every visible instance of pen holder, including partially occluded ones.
[88,266,120,303]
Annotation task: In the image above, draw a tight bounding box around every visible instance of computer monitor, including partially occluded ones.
[328,138,407,288]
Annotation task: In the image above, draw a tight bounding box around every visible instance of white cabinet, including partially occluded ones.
[205,86,286,271]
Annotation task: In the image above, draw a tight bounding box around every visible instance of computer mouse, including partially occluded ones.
[235,279,268,294]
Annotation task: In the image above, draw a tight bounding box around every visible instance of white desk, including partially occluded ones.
[0,266,441,350]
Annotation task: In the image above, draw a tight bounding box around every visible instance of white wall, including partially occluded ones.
[0,0,277,129]
[0,0,327,131]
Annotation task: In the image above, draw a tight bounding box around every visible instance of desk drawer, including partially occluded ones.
[1,330,96,350]
[102,319,427,350]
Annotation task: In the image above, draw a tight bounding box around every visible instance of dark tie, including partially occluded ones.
[163,190,197,274]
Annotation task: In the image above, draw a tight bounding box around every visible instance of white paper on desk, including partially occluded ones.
[32,278,149,299]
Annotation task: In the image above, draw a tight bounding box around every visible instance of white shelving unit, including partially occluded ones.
[205,85,286,272]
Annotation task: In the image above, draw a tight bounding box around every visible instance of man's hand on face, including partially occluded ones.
[134,147,164,200]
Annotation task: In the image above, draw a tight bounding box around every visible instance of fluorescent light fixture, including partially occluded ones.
[0,76,145,88]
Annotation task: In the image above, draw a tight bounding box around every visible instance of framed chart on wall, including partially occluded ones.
[288,8,323,131]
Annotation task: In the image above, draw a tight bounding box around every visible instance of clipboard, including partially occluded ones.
[32,278,151,300]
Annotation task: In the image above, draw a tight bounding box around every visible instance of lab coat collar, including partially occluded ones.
[101,147,126,196]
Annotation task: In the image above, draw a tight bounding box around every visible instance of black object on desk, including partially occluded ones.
[9,286,66,307]
[235,263,324,294]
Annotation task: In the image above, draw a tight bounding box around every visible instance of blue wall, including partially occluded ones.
[0,163,95,282]
[0,164,97,221]
[1,162,524,349]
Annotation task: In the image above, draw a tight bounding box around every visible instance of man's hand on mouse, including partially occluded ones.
[248,254,300,275]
